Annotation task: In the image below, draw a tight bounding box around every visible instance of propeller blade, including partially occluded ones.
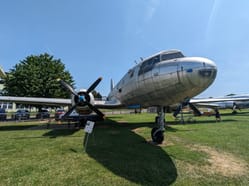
[85,102,105,118]
[87,77,102,94]
[62,105,77,119]
[57,79,78,96]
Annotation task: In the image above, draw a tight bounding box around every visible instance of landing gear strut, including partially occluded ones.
[151,106,165,144]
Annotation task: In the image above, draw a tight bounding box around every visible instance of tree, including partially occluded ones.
[92,90,102,99]
[3,53,74,98]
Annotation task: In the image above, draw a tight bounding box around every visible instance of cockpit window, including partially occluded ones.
[138,55,160,75]
[128,69,134,78]
[161,52,184,61]
[153,55,160,63]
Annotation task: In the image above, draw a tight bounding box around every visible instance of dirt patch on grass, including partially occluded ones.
[131,127,142,133]
[189,144,249,177]
[162,135,248,177]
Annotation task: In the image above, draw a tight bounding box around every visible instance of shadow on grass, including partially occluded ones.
[84,118,177,185]
[170,118,237,125]
[221,111,249,116]
[0,125,38,131]
[43,128,80,138]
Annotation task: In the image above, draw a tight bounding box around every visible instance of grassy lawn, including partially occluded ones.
[0,110,248,185]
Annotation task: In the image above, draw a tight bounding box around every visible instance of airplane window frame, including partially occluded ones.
[161,52,184,61]
[138,55,160,76]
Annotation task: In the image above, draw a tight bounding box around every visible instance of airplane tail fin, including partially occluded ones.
[110,79,114,91]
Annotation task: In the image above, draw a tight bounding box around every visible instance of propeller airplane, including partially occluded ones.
[1,49,249,143]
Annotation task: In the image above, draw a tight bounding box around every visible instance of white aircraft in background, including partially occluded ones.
[1,49,248,143]
[192,94,249,114]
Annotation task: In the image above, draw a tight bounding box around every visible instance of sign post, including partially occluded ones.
[84,121,95,152]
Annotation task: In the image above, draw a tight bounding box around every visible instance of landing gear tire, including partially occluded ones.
[151,127,164,144]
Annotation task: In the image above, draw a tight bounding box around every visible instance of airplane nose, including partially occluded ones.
[195,58,217,87]
[179,57,217,89]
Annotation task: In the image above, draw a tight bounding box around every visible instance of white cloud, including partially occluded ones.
[145,0,161,22]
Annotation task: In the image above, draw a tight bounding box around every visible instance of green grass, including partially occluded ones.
[0,110,249,185]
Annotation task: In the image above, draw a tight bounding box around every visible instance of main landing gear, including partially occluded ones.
[151,106,166,144]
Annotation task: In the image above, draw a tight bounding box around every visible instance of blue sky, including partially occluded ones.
[0,0,249,97]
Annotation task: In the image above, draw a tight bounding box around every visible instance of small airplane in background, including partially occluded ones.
[192,94,249,114]
[1,49,248,144]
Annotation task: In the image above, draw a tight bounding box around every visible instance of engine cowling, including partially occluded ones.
[71,89,95,115]
[58,77,104,119]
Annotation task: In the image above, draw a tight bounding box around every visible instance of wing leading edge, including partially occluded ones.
[94,99,123,109]
[190,97,249,104]
[0,96,123,109]
[0,96,71,106]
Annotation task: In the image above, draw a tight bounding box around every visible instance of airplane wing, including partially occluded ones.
[0,96,71,106]
[94,99,123,109]
[0,95,123,108]
[193,102,220,108]
[190,97,249,104]
[171,96,249,117]
[96,96,249,110]
[1,95,248,109]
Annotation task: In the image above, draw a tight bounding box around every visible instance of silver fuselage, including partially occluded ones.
[108,50,217,107]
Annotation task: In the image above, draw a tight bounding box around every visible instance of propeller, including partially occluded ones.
[87,77,102,94]
[57,78,78,96]
[58,77,105,119]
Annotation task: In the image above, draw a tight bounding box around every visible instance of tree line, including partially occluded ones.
[2,53,102,99]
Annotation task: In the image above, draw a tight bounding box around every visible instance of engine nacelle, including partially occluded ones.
[71,89,95,115]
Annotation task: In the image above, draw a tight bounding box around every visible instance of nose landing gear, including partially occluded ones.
[151,106,166,144]
[151,127,164,144]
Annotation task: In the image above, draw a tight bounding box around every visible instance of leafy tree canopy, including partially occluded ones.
[3,53,74,98]
[92,90,102,99]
